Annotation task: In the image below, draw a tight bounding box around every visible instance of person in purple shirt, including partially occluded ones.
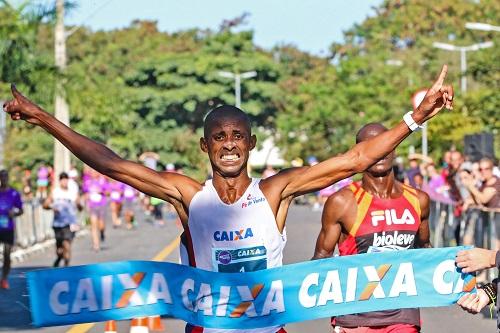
[36,163,50,199]
[107,178,124,228]
[122,184,138,230]
[0,170,23,289]
[83,169,107,252]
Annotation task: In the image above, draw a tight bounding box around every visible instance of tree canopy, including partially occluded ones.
[1,0,498,181]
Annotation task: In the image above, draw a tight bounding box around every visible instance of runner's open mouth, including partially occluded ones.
[220,153,240,161]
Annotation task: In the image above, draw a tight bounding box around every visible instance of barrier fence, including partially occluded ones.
[429,200,499,249]
[14,199,54,249]
[429,199,499,281]
[0,199,86,261]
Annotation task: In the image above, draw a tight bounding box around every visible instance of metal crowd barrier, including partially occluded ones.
[429,200,499,249]
[14,199,55,249]
[5,197,499,265]
[0,198,87,261]
[429,199,499,281]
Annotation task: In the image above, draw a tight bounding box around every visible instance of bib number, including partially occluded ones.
[124,188,135,198]
[213,246,267,273]
[0,216,9,229]
[89,193,103,203]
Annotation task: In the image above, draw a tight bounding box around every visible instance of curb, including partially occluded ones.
[10,229,89,264]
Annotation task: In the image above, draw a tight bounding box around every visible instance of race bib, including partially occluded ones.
[0,215,8,229]
[89,192,103,203]
[110,191,121,200]
[213,245,267,273]
[124,188,135,198]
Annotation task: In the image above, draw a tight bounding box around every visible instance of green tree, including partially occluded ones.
[276,0,499,162]
[63,21,286,179]
[0,1,56,169]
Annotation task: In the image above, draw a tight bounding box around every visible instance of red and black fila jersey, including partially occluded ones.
[334,181,422,328]
[338,182,422,256]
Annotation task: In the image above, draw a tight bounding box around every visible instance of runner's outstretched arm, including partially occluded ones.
[276,65,454,198]
[3,85,201,204]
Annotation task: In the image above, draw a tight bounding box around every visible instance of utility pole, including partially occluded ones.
[54,0,71,182]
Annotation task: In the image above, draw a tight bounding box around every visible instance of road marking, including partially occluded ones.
[66,234,181,333]
[66,323,95,333]
[152,235,181,261]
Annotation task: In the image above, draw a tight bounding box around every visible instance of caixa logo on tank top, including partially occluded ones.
[241,193,266,208]
[213,227,254,241]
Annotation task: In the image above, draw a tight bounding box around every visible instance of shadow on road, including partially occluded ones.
[0,266,50,331]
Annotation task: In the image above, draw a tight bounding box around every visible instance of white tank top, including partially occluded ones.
[52,187,78,227]
[182,178,287,333]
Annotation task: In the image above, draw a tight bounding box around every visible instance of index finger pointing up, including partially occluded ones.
[431,64,448,90]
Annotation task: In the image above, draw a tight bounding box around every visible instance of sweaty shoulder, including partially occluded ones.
[259,167,307,196]
[324,186,356,213]
[401,181,429,207]
[415,187,430,208]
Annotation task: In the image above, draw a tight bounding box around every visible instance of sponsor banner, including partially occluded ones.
[28,247,475,328]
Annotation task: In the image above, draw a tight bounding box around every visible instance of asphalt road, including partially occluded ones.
[0,204,495,333]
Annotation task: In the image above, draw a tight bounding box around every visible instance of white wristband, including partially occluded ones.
[403,111,423,131]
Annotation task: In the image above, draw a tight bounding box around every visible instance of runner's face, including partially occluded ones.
[60,178,68,189]
[367,150,395,176]
[358,126,394,176]
[201,117,256,177]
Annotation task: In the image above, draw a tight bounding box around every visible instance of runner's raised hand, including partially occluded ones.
[414,64,454,123]
[3,84,44,125]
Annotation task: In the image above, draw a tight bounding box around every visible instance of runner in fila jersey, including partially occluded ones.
[4,66,452,332]
[338,182,423,254]
[313,123,432,333]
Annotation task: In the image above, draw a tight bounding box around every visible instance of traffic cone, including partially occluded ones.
[104,320,117,333]
[148,315,165,331]
[130,317,149,333]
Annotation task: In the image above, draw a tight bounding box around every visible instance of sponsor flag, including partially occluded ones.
[28,247,474,328]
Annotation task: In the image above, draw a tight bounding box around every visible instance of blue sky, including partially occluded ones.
[58,0,383,55]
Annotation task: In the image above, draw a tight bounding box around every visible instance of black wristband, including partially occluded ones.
[480,283,497,305]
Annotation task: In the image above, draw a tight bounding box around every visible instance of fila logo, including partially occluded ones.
[370,209,415,227]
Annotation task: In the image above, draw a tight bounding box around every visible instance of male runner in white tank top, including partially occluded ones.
[3,65,453,332]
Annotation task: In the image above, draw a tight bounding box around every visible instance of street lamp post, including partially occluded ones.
[465,22,500,32]
[432,41,494,92]
[218,71,257,108]
[385,60,428,157]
